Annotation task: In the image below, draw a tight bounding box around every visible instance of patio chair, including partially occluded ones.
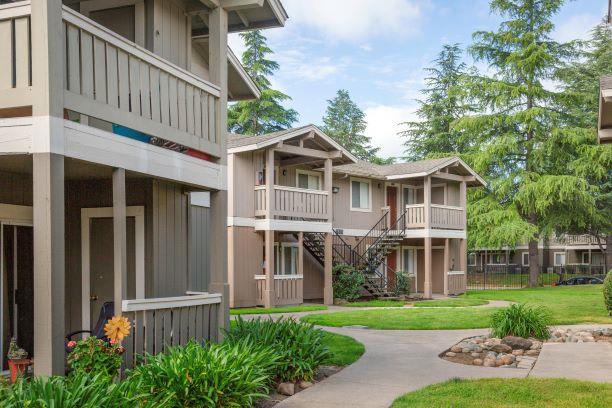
[65,301,114,348]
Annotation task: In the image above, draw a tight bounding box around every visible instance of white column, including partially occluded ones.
[443,238,450,295]
[113,168,127,315]
[324,158,333,222]
[266,149,275,218]
[323,233,333,305]
[423,176,432,298]
[264,230,275,308]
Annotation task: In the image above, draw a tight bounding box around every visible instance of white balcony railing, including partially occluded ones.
[254,185,329,220]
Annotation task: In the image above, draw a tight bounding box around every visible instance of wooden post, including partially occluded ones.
[208,5,228,151]
[323,233,333,305]
[266,149,275,218]
[424,176,431,230]
[460,239,467,274]
[423,176,432,298]
[424,237,432,298]
[264,230,275,308]
[324,158,333,222]
[210,190,229,337]
[460,180,467,230]
[297,232,304,277]
[113,168,127,315]
[443,238,450,295]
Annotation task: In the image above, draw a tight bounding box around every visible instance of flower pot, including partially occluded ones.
[8,359,32,383]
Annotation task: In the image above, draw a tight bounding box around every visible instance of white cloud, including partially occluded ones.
[364,104,418,159]
[553,13,600,42]
[282,0,425,42]
[276,50,346,82]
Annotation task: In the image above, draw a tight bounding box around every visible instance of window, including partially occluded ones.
[274,243,299,275]
[468,253,477,266]
[403,187,418,206]
[487,253,506,265]
[351,178,371,211]
[554,252,566,267]
[522,252,529,267]
[296,170,321,190]
[402,248,417,275]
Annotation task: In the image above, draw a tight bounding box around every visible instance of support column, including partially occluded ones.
[297,232,304,277]
[33,153,65,376]
[210,190,229,337]
[324,158,333,222]
[423,175,432,299]
[443,238,450,295]
[113,168,127,315]
[323,233,333,305]
[266,149,275,217]
[460,239,467,273]
[264,230,275,308]
[424,237,432,298]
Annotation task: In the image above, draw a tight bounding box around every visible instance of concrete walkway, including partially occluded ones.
[530,342,612,383]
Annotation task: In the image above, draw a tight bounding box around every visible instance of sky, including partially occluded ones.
[229,0,608,160]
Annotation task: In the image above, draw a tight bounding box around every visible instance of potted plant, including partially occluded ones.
[7,338,31,383]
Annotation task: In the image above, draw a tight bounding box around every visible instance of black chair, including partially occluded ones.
[66,302,114,347]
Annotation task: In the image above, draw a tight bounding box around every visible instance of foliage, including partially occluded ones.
[228,30,298,135]
[124,341,278,408]
[332,264,365,301]
[391,378,612,408]
[604,270,612,316]
[67,336,124,379]
[322,89,391,163]
[104,316,131,342]
[489,303,551,340]
[393,271,411,296]
[6,338,28,360]
[230,305,327,315]
[401,44,474,161]
[226,317,331,382]
[320,331,365,366]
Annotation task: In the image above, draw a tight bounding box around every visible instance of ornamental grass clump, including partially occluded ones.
[123,340,279,408]
[604,270,612,316]
[490,303,551,340]
[226,317,331,382]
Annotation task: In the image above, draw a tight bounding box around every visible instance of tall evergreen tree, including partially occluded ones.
[401,44,473,160]
[322,90,392,163]
[228,30,298,135]
[455,0,601,286]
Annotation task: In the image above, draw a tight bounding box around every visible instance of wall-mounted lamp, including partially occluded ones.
[377,183,382,189]
[282,169,287,176]
[332,186,340,194]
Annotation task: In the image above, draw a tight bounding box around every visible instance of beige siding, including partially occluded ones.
[188,203,211,292]
[229,152,255,218]
[152,0,190,69]
[0,172,32,206]
[228,226,262,307]
[332,176,386,230]
[303,250,323,300]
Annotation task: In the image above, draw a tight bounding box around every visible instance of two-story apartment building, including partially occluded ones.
[599,75,612,144]
[227,127,486,308]
[0,0,286,376]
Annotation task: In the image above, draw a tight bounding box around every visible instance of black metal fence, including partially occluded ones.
[467,264,607,290]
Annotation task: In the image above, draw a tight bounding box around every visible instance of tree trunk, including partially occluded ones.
[606,235,612,273]
[528,239,540,287]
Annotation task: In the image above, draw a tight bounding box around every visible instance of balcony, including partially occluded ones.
[0,2,221,159]
[405,204,465,230]
[254,185,330,221]
[254,275,303,306]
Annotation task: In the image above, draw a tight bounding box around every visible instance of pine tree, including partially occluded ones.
[401,44,473,160]
[322,90,391,163]
[455,0,601,286]
[228,30,298,135]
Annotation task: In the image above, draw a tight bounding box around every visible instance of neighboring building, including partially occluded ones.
[227,132,486,308]
[599,75,612,144]
[0,0,286,376]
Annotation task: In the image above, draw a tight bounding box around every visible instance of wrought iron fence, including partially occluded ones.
[467,264,607,290]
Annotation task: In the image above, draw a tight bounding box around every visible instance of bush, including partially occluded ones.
[123,341,278,408]
[604,270,612,316]
[490,303,551,340]
[332,264,365,301]
[394,271,411,296]
[226,317,331,382]
[67,336,124,379]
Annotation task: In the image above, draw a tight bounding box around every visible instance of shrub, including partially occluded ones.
[490,303,551,340]
[226,317,331,382]
[67,336,124,379]
[123,341,278,408]
[394,271,411,296]
[604,270,612,316]
[332,264,365,301]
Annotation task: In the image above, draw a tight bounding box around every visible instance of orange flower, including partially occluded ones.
[104,316,131,343]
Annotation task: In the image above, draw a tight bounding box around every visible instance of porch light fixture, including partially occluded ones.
[332,186,340,193]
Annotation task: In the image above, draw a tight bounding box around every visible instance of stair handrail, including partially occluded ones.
[364,209,408,264]
[353,210,390,260]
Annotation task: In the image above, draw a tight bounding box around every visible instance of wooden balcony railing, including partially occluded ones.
[405,204,425,228]
[405,204,465,230]
[255,275,303,306]
[121,292,221,368]
[447,271,466,295]
[254,185,330,221]
[0,1,31,108]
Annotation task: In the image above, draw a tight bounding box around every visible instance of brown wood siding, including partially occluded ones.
[188,203,210,292]
[0,172,32,206]
[228,226,262,308]
[153,0,190,69]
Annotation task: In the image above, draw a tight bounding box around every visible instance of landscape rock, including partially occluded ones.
[471,352,482,358]
[472,358,483,366]
[502,336,533,350]
[483,358,496,367]
[317,365,340,378]
[277,382,295,396]
[490,344,512,353]
[530,341,543,350]
[450,345,463,353]
[512,349,524,356]
[298,381,314,389]
[526,349,540,356]
[446,352,457,357]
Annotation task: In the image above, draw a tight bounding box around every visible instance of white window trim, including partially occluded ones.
[487,252,506,265]
[581,252,590,264]
[468,253,477,266]
[274,242,299,276]
[553,252,566,267]
[350,177,373,212]
[401,185,420,207]
[522,252,529,267]
[296,169,323,190]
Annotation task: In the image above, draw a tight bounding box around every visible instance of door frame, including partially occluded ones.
[80,206,145,332]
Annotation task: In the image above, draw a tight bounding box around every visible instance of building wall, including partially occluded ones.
[188,202,211,292]
[332,176,386,230]
[0,172,32,206]
[228,226,262,308]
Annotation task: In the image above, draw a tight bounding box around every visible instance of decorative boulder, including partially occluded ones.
[512,349,524,356]
[472,358,483,366]
[450,345,463,353]
[526,349,540,356]
[446,352,457,357]
[502,336,533,350]
[277,382,295,396]
[490,344,512,353]
[483,358,496,367]
[299,381,314,389]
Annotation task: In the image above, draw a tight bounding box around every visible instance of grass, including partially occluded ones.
[412,298,489,308]
[230,305,328,315]
[464,285,611,324]
[302,307,498,330]
[345,299,407,307]
[391,378,612,408]
[321,331,365,366]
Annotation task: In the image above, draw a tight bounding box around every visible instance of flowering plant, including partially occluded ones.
[104,315,131,342]
[67,336,125,378]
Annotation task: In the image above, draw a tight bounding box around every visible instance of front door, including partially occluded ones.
[386,186,398,221]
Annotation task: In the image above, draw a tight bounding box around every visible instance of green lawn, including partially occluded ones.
[321,331,365,366]
[345,299,407,307]
[464,285,611,324]
[230,305,327,315]
[302,307,498,330]
[391,378,612,408]
[412,298,489,308]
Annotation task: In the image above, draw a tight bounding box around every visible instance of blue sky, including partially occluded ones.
[229,0,608,159]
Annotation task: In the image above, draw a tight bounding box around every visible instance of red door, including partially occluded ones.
[386,186,398,221]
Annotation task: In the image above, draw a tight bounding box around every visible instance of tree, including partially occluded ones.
[322,90,391,163]
[556,21,612,269]
[401,44,473,160]
[228,30,298,135]
[455,0,601,287]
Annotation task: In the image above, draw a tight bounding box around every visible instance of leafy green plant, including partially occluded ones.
[67,336,124,379]
[123,341,278,408]
[226,317,331,382]
[394,271,411,296]
[604,270,612,316]
[490,303,551,340]
[332,264,365,301]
